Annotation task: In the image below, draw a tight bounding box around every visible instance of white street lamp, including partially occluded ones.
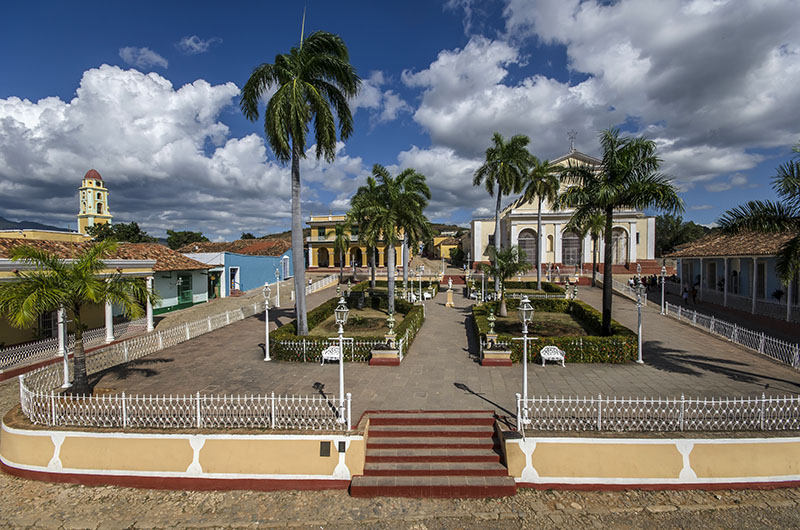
[481,272,485,303]
[518,295,534,424]
[636,262,642,283]
[263,283,271,361]
[417,267,423,301]
[58,307,71,388]
[275,268,280,308]
[660,265,667,315]
[636,284,645,364]
[334,297,350,424]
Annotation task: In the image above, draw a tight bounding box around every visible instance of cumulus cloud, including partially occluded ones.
[176,35,222,54]
[119,47,168,69]
[349,71,411,124]
[0,65,366,238]
[690,204,714,211]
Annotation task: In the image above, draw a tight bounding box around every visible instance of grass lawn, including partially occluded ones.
[490,312,588,337]
[309,307,406,337]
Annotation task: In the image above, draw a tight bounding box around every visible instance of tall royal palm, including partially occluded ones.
[332,222,350,284]
[564,211,606,288]
[0,241,155,394]
[560,128,683,335]
[240,30,360,335]
[356,165,431,313]
[718,141,800,284]
[520,157,560,290]
[349,177,380,289]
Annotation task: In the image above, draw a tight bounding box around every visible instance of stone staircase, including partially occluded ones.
[442,274,466,285]
[349,411,517,498]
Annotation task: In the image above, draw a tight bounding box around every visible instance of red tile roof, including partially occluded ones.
[84,169,102,181]
[179,238,291,257]
[0,239,210,272]
[666,231,795,258]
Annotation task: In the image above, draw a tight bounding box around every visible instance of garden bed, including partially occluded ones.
[472,297,636,363]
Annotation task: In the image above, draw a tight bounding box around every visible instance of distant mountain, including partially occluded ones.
[0,215,70,232]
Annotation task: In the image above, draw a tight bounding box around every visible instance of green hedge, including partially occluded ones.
[481,280,565,293]
[270,295,425,362]
[472,299,636,363]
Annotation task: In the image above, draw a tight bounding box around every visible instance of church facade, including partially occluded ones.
[466,149,657,274]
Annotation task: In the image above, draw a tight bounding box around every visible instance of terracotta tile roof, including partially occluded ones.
[666,231,795,258]
[179,238,291,257]
[0,239,210,272]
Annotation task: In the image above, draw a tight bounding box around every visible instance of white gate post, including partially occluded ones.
[145,276,155,332]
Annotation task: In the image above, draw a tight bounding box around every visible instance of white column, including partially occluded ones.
[723,257,728,307]
[629,222,637,264]
[554,223,562,264]
[57,307,67,356]
[751,258,757,314]
[699,257,704,300]
[104,299,114,343]
[679,259,683,293]
[146,276,154,332]
[647,217,656,260]
[510,223,519,247]
[583,235,591,271]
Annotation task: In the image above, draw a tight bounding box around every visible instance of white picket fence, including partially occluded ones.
[596,272,648,306]
[306,274,338,295]
[0,318,148,372]
[516,393,800,434]
[664,301,800,368]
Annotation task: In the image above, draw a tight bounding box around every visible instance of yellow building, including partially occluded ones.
[0,230,90,242]
[77,169,112,234]
[306,213,406,269]
[432,237,460,260]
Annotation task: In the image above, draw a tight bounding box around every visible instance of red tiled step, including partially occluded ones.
[363,462,508,477]
[369,412,495,426]
[367,424,495,438]
[365,448,500,464]
[367,437,494,450]
[368,357,401,366]
[350,475,516,498]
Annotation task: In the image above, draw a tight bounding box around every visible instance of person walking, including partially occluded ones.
[690,286,698,305]
[682,287,689,306]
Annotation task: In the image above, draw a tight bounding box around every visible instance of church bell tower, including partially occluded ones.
[77,169,112,234]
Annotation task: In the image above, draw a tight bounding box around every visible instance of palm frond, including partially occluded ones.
[718,200,799,233]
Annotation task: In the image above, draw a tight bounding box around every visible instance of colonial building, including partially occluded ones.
[306,213,405,269]
[466,149,657,274]
[667,231,799,323]
[77,169,112,234]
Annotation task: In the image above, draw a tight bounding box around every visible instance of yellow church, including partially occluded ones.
[77,168,112,234]
[306,213,406,269]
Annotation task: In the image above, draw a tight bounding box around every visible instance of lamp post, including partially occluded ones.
[334,297,349,424]
[660,265,667,315]
[263,283,271,361]
[275,268,280,308]
[481,272,486,303]
[417,267,423,301]
[518,295,534,424]
[58,307,71,388]
[636,262,642,284]
[636,284,645,364]
[467,251,471,272]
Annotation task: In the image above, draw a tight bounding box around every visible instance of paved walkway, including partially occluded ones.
[93,283,800,424]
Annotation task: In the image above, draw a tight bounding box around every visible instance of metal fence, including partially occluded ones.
[306,274,338,295]
[516,393,800,434]
[664,301,800,368]
[0,318,148,372]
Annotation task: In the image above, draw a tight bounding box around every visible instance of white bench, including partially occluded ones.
[423,290,433,300]
[540,345,565,367]
[321,345,341,364]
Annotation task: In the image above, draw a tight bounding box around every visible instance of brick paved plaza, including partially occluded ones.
[92,283,800,424]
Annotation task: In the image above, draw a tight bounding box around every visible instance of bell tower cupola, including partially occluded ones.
[77,169,112,234]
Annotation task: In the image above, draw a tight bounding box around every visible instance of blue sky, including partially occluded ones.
[1,0,798,240]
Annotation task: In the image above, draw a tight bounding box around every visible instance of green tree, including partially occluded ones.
[85,223,115,241]
[354,165,431,313]
[0,241,156,394]
[520,157,560,290]
[654,214,709,256]
[564,211,606,288]
[86,222,155,243]
[480,246,531,317]
[240,30,360,335]
[166,230,209,250]
[332,222,350,283]
[559,128,683,335]
[718,142,800,284]
[349,177,380,289]
[240,232,256,240]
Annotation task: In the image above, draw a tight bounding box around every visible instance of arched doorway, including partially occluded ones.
[350,247,363,267]
[317,248,330,268]
[611,228,628,265]
[518,229,537,267]
[562,231,581,267]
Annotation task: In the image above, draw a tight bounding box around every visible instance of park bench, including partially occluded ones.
[321,345,341,364]
[540,345,566,367]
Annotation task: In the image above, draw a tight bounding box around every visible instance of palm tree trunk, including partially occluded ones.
[494,184,502,294]
[387,244,396,314]
[291,141,309,335]
[498,283,507,317]
[536,197,543,290]
[369,246,376,289]
[591,236,598,288]
[601,208,614,336]
[339,252,344,284]
[71,309,89,394]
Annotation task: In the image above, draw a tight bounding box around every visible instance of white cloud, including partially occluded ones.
[690,204,714,211]
[380,90,412,122]
[350,71,411,124]
[176,35,222,54]
[119,47,168,69]
[704,173,752,192]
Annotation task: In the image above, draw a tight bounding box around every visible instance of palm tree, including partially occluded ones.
[0,241,155,394]
[573,212,606,288]
[240,30,360,336]
[480,246,531,317]
[349,176,380,289]
[718,142,800,284]
[332,222,350,283]
[559,128,683,335]
[473,133,531,257]
[520,157,560,290]
[355,165,431,313]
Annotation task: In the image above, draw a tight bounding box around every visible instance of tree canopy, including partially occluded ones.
[166,230,209,250]
[86,222,156,243]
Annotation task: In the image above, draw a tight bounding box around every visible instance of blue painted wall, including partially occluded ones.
[223,251,292,294]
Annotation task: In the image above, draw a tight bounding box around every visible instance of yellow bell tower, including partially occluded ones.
[77,169,112,234]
